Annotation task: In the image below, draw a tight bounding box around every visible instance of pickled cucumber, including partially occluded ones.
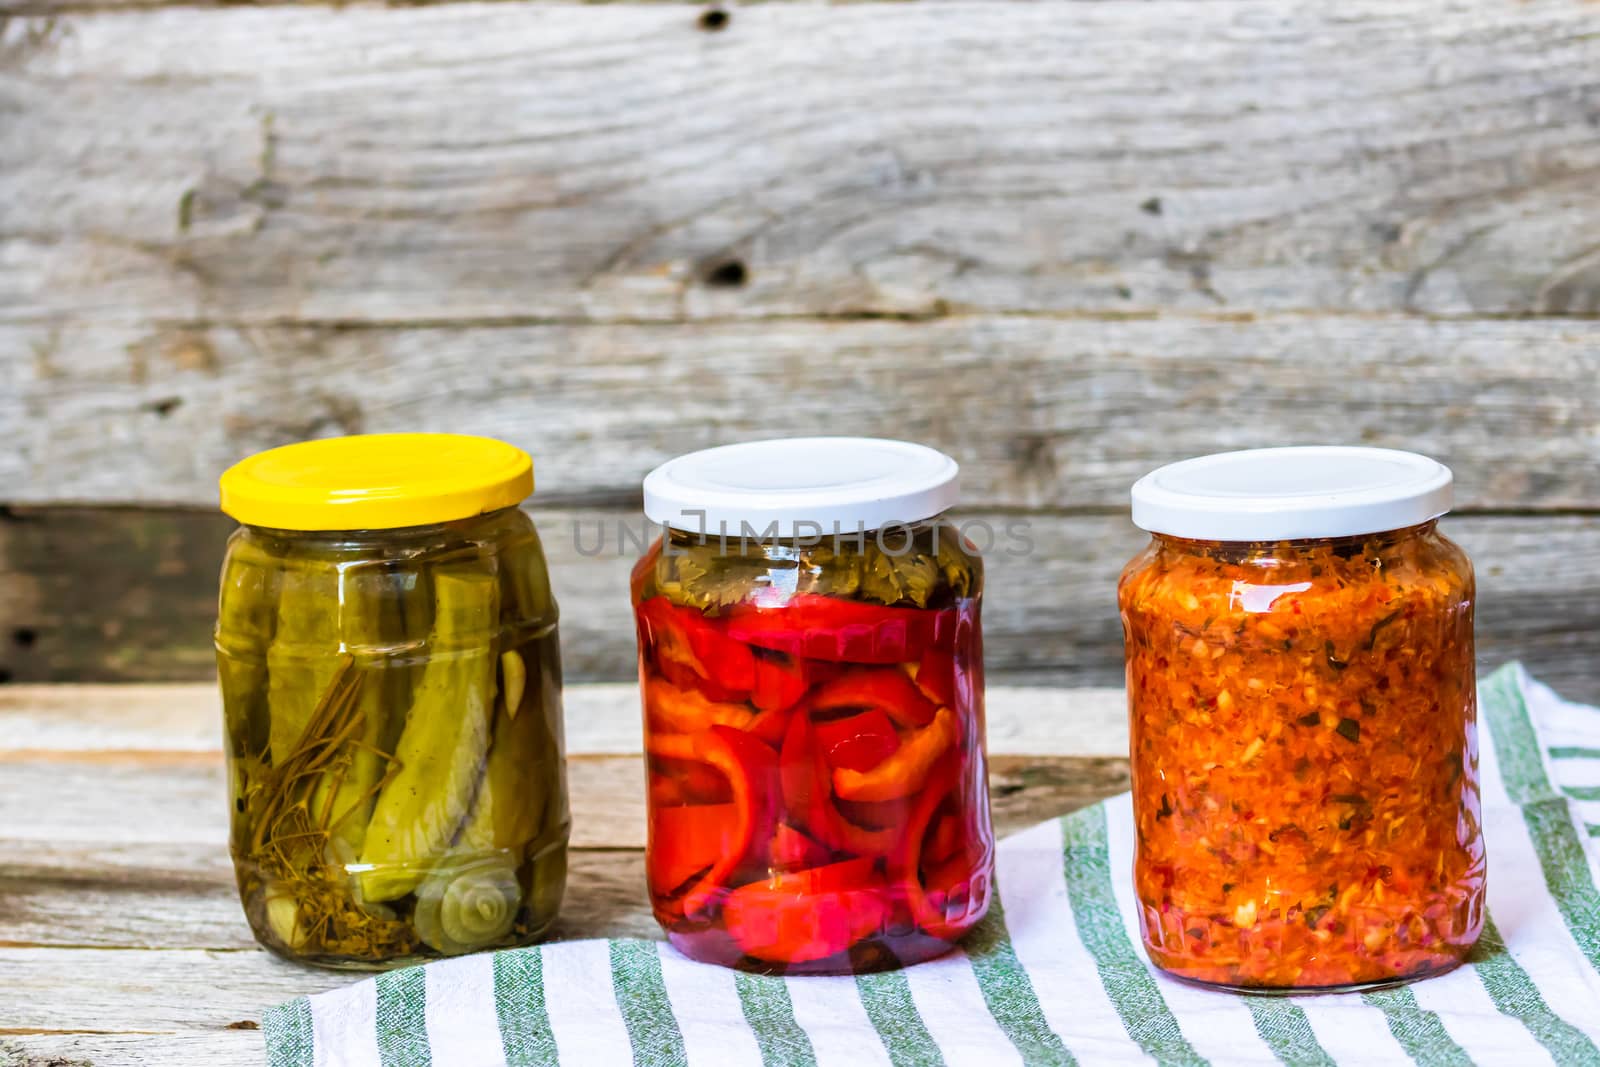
[358,564,500,902]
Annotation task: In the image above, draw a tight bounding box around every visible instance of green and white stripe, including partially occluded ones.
[1469,915,1600,1066]
[734,972,816,1067]
[265,665,1600,1067]
[1482,667,1600,977]
[374,967,430,1067]
[495,948,559,1067]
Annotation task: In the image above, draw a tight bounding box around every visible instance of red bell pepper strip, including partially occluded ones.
[725,595,956,664]
[638,596,757,695]
[649,802,741,896]
[644,674,756,735]
[833,706,959,802]
[910,647,957,709]
[722,858,889,963]
[654,655,744,704]
[648,725,778,917]
[809,667,938,729]
[650,775,687,808]
[924,811,964,867]
[750,652,814,713]
[811,707,901,772]
[921,852,984,916]
[834,795,905,832]
[886,753,986,941]
[744,701,799,749]
[771,823,832,870]
[651,752,735,805]
[780,711,898,856]
[779,711,827,836]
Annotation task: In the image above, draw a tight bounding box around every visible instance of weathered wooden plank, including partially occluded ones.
[0,753,646,851]
[7,318,1599,509]
[6,505,1600,700]
[0,682,1131,757]
[0,683,1131,951]
[0,683,224,751]
[3,3,1599,324]
[0,750,1123,861]
[0,1032,264,1067]
[0,749,1122,870]
[0,946,371,1032]
[0,844,662,949]
[0,755,1122,951]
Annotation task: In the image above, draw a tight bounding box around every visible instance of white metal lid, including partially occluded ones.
[1130,446,1453,541]
[642,437,960,537]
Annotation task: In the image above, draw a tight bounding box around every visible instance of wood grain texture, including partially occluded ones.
[0,682,1129,941]
[0,756,1121,950]
[6,317,1600,509]
[0,841,661,949]
[6,505,1600,700]
[0,683,1127,1063]
[0,1032,266,1067]
[3,3,1599,324]
[0,681,1132,758]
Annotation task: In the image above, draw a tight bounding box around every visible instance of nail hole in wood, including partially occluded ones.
[1140,197,1163,216]
[12,628,36,649]
[703,259,748,288]
[698,8,730,32]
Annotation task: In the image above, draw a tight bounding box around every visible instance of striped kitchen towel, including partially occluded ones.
[265,663,1600,1066]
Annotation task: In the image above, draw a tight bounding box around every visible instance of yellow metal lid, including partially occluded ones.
[219,433,533,531]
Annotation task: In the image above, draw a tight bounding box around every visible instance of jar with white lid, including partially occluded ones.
[631,437,994,974]
[1120,447,1484,992]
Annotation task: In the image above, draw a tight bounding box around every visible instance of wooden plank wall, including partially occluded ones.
[2,1,1599,695]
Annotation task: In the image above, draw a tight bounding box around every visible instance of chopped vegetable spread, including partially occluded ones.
[1119,522,1485,990]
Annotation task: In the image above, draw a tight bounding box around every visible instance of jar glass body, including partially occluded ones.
[632,518,994,974]
[1119,520,1484,992]
[215,506,569,969]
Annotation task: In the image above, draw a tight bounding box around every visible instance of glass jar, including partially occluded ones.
[1120,447,1484,992]
[632,438,994,974]
[214,434,569,969]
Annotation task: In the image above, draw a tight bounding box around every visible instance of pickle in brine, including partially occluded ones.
[358,564,500,902]
[217,531,283,761]
[265,558,344,766]
[309,564,399,859]
[412,640,564,955]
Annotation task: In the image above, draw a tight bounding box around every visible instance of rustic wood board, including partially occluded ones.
[0,681,1131,758]
[5,506,1600,701]
[3,3,1599,324]
[7,314,1600,513]
[0,683,1128,1066]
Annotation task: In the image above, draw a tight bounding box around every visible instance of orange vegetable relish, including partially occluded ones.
[1119,521,1484,990]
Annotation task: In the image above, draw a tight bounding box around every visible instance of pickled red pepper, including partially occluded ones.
[634,535,992,974]
[1120,524,1485,990]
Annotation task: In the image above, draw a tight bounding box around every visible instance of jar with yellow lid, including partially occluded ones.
[215,434,568,968]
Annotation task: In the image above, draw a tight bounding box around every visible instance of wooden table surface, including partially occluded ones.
[0,683,1129,1067]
